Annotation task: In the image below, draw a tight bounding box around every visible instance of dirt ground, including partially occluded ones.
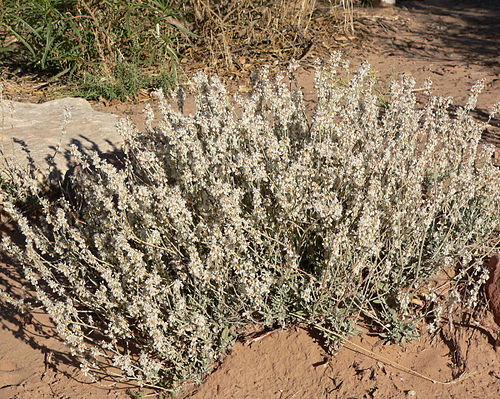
[1,0,499,398]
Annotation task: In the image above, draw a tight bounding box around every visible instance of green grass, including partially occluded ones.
[0,1,359,101]
[0,0,196,100]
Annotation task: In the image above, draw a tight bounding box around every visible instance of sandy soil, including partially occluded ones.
[1,1,499,398]
[180,323,500,399]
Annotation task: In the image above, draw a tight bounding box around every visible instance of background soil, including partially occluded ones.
[1,1,499,398]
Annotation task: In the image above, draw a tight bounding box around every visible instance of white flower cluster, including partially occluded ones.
[1,54,499,392]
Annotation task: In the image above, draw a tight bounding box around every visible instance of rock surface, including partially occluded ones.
[0,98,123,178]
[486,255,500,328]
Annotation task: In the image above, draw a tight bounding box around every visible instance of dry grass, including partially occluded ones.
[0,1,362,99]
[183,0,358,77]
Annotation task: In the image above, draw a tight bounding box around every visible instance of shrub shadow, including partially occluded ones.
[0,136,129,387]
[369,0,500,67]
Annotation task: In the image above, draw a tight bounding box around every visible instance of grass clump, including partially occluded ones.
[0,0,194,100]
[185,0,356,74]
[0,1,360,99]
[1,55,499,392]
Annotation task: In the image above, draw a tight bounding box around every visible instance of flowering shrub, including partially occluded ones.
[1,54,499,392]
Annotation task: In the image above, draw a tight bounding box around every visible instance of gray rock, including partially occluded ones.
[0,97,123,179]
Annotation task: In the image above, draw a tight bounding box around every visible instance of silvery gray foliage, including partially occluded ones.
[1,53,499,391]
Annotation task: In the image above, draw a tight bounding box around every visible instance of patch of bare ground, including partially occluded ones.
[180,323,500,399]
[1,1,499,398]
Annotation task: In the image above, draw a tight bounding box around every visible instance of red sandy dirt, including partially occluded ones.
[181,324,500,399]
[1,1,500,398]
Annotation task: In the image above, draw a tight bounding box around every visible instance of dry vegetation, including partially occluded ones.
[1,1,500,397]
[0,1,361,98]
[1,56,499,393]
[185,0,356,74]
